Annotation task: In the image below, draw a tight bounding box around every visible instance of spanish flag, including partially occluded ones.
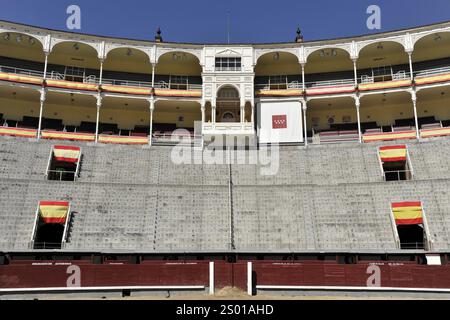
[53,145,81,163]
[391,201,423,225]
[39,201,69,224]
[379,145,407,162]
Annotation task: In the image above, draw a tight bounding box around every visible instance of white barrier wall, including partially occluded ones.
[257,100,303,144]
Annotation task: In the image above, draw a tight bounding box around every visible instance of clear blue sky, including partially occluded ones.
[0,0,449,43]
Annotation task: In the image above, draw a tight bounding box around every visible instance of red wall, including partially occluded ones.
[1,260,450,291]
[252,261,450,289]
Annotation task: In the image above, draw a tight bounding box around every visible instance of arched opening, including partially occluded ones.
[254,51,302,91]
[244,101,252,123]
[357,41,409,84]
[413,32,450,77]
[48,41,100,83]
[103,47,152,86]
[416,86,450,130]
[305,48,354,89]
[155,51,202,91]
[0,32,45,75]
[205,101,212,123]
[216,85,240,124]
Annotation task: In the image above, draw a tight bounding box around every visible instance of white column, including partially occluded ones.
[201,104,205,124]
[149,99,155,146]
[355,96,362,143]
[37,89,46,139]
[240,105,245,124]
[411,91,420,139]
[407,51,414,81]
[151,63,156,88]
[212,105,216,125]
[247,261,253,296]
[43,52,49,80]
[353,59,358,87]
[209,261,215,295]
[302,100,308,146]
[99,59,104,85]
[301,63,306,92]
[95,94,102,143]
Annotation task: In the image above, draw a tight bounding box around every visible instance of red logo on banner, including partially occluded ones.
[272,115,287,129]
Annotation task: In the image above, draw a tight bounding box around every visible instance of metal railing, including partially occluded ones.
[94,77,152,88]
[255,81,303,90]
[30,242,63,250]
[306,78,354,88]
[414,66,450,78]
[0,65,44,77]
[154,81,202,90]
[399,242,425,250]
[46,170,77,182]
[383,170,413,181]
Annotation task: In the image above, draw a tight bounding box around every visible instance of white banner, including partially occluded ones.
[258,100,303,144]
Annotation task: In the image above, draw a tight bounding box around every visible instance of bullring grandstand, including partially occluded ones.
[0,18,450,298]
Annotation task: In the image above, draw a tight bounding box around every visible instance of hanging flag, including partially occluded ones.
[53,145,81,163]
[39,201,69,224]
[379,145,407,162]
[391,201,423,225]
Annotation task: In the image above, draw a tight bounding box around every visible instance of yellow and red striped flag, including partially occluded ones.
[379,145,407,162]
[53,145,80,163]
[39,201,69,224]
[391,201,423,225]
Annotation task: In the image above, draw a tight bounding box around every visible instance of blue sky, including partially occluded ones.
[0,0,449,43]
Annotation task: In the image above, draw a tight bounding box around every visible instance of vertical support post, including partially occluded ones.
[301,63,306,92]
[302,100,308,147]
[43,52,49,80]
[355,95,362,143]
[95,94,102,143]
[353,59,358,87]
[209,261,215,295]
[37,88,46,139]
[151,63,156,88]
[149,98,155,146]
[99,59,104,85]
[411,90,420,139]
[247,261,253,296]
[212,105,216,125]
[240,105,245,124]
[201,104,205,124]
[407,51,414,81]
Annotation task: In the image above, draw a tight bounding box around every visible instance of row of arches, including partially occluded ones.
[0,32,202,82]
[255,32,450,77]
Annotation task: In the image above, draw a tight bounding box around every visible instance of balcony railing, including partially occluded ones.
[0,65,44,77]
[306,78,354,88]
[255,81,303,91]
[414,66,450,78]
[154,81,202,90]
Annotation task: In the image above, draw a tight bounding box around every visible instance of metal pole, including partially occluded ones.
[95,94,102,143]
[37,89,46,139]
